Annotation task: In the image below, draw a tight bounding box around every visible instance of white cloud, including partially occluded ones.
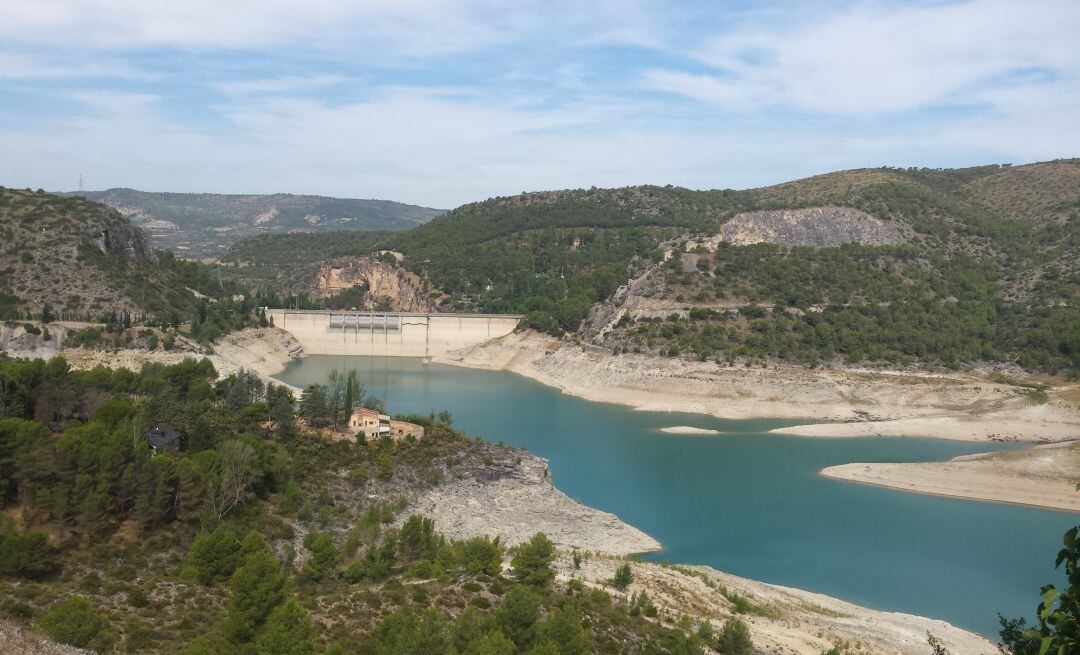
[0,52,148,80]
[1,0,665,57]
[648,0,1080,114]
[642,70,754,108]
[216,74,351,97]
[4,81,1077,208]
[0,1,1076,206]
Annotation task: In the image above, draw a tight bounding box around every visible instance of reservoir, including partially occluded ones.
[276,355,1076,637]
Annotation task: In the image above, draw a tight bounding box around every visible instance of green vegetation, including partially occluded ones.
[298,368,384,430]
[38,596,116,652]
[611,563,634,589]
[510,532,557,588]
[216,161,1077,375]
[715,617,751,655]
[0,187,273,343]
[1020,526,1080,655]
[220,230,395,293]
[388,186,756,331]
[0,355,715,653]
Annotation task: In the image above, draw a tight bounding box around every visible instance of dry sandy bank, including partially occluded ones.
[553,555,997,655]
[432,330,1079,443]
[822,441,1080,512]
[1,323,301,390]
[660,425,722,435]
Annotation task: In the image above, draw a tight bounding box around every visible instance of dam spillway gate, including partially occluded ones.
[267,309,523,357]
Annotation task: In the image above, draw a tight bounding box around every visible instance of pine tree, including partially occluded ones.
[267,385,296,434]
[174,459,204,525]
[510,533,556,588]
[716,617,752,655]
[225,546,285,643]
[77,488,112,545]
[254,597,315,655]
[298,385,329,428]
[225,375,250,412]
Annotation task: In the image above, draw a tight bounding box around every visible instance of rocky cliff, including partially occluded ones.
[314,257,433,312]
[0,188,203,318]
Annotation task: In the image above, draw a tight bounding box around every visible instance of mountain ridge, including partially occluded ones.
[61,187,444,258]
[221,159,1078,376]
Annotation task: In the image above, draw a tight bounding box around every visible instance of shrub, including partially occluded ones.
[300,532,340,583]
[510,533,556,588]
[38,596,116,653]
[185,526,242,585]
[611,563,633,589]
[65,326,103,348]
[254,597,316,655]
[716,617,752,655]
[0,529,57,579]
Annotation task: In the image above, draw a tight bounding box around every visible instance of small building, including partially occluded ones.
[146,424,182,456]
[348,407,423,441]
[348,407,391,440]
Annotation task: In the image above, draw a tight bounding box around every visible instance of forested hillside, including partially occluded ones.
[390,161,1077,376]
[65,189,443,258]
[0,356,716,654]
[225,160,1078,376]
[0,188,276,344]
[220,231,395,293]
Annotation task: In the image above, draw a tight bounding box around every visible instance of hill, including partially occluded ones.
[221,160,1079,376]
[0,187,265,341]
[64,188,444,258]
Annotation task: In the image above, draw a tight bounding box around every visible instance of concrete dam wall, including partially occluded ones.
[267,310,522,357]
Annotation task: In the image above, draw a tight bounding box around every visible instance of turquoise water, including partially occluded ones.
[276,355,1077,636]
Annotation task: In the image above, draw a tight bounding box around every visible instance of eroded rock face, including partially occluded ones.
[96,221,156,261]
[718,206,909,247]
[63,202,158,263]
[406,447,660,555]
[313,257,432,312]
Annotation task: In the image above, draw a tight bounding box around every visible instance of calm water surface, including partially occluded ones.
[276,355,1076,636]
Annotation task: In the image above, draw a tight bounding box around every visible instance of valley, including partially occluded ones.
[1,161,1077,655]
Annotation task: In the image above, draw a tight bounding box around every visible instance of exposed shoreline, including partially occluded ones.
[660,425,723,435]
[403,447,661,556]
[3,325,1011,652]
[1,323,303,392]
[557,556,998,655]
[395,437,997,653]
[430,330,1080,444]
[821,441,1080,513]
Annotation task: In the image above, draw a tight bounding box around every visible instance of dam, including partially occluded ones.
[266,309,522,357]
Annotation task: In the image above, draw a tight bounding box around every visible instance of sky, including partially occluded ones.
[1,0,1077,208]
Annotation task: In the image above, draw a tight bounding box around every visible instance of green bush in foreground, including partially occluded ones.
[716,616,752,655]
[510,532,556,588]
[37,596,116,653]
[612,563,633,589]
[0,528,57,578]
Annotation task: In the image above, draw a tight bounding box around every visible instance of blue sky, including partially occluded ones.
[1,0,1077,208]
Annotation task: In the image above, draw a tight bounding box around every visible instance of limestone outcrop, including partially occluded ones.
[313,257,433,312]
[406,447,660,555]
[713,205,910,247]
